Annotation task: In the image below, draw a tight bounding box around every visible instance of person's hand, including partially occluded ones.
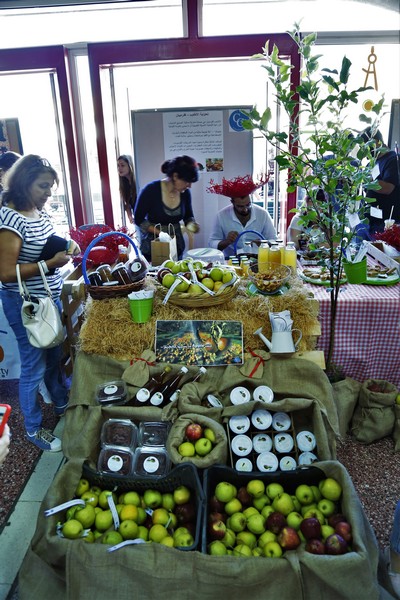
[186,221,200,233]
[48,250,74,270]
[0,424,10,466]
[66,240,81,256]
[225,230,239,244]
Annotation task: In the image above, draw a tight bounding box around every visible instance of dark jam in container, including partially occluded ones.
[101,419,137,448]
[111,263,133,285]
[133,447,170,477]
[96,380,128,406]
[98,446,134,476]
[129,257,148,282]
[88,271,103,286]
[97,264,113,282]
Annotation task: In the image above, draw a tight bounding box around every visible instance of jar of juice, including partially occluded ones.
[257,241,270,273]
[282,242,297,273]
[268,243,281,265]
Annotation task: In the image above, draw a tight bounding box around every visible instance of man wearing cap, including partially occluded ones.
[207,174,277,257]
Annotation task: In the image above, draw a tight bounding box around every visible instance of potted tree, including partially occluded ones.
[243,23,384,375]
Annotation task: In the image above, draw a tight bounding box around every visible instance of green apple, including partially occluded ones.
[222,270,234,284]
[152,507,171,526]
[317,498,336,517]
[102,530,124,545]
[263,540,283,558]
[162,273,176,288]
[175,278,190,292]
[123,491,141,506]
[286,511,303,531]
[173,485,191,505]
[98,490,117,509]
[301,503,317,517]
[178,441,196,457]
[257,529,277,549]
[227,512,246,533]
[311,485,322,502]
[321,524,335,541]
[252,546,263,557]
[202,277,214,291]
[163,260,175,270]
[396,394,400,405]
[174,532,194,548]
[295,484,314,506]
[272,492,295,516]
[213,281,223,293]
[224,497,242,516]
[209,267,224,282]
[137,525,149,541]
[180,260,190,272]
[246,479,265,499]
[119,519,139,540]
[261,505,275,520]
[173,526,191,540]
[221,528,236,549]
[215,481,237,503]
[291,495,301,512]
[243,506,260,519]
[236,530,257,550]
[203,428,216,443]
[233,544,253,557]
[195,437,213,456]
[188,283,203,295]
[149,523,169,543]
[162,493,176,511]
[246,513,266,535]
[266,482,284,500]
[143,489,162,509]
[319,478,342,502]
[75,478,90,497]
[252,494,270,511]
[171,262,182,274]
[74,504,96,528]
[136,507,147,525]
[302,507,325,526]
[208,540,228,555]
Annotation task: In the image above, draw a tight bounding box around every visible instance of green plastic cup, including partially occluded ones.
[129,297,153,323]
[343,257,367,284]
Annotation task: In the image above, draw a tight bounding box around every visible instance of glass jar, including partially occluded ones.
[257,241,270,273]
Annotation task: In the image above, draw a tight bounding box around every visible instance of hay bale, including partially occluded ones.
[78,278,319,361]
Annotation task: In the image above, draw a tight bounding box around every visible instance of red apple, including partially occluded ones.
[305,538,326,555]
[325,533,348,555]
[208,519,227,540]
[237,486,253,508]
[208,511,227,524]
[185,423,203,442]
[266,511,287,535]
[209,495,226,513]
[277,526,301,551]
[300,517,321,540]
[175,502,196,524]
[335,521,352,544]
[328,513,348,528]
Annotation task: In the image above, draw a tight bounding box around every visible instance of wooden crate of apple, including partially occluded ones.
[51,477,200,550]
[178,422,217,458]
[157,258,236,295]
[206,474,352,557]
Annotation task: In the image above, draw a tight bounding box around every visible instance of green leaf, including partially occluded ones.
[339,56,351,84]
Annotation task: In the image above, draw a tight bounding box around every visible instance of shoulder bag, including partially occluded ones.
[16,262,64,349]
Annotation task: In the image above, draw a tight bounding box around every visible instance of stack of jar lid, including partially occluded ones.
[228,409,318,473]
[97,419,171,478]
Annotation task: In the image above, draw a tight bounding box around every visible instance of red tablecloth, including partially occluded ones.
[303,279,400,387]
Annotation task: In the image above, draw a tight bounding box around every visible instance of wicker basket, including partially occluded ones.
[81,231,146,299]
[159,277,241,307]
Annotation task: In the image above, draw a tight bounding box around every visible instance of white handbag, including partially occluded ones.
[16,262,64,349]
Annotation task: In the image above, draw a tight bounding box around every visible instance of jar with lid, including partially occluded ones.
[97,264,113,282]
[282,242,297,273]
[268,243,281,265]
[257,241,270,273]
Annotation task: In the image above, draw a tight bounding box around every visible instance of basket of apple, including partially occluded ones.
[156,258,240,307]
[166,414,228,468]
[203,464,355,559]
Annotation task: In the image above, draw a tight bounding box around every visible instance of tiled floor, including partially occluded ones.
[0,419,66,600]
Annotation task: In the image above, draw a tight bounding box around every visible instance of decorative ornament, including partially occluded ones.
[206,174,269,198]
[362,46,378,91]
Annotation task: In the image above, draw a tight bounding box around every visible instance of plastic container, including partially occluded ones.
[256,451,279,473]
[95,380,128,406]
[296,430,317,452]
[82,462,204,551]
[133,446,171,477]
[253,385,274,404]
[298,451,319,465]
[101,419,138,449]
[235,458,253,472]
[273,432,294,453]
[272,411,292,431]
[230,434,253,457]
[230,386,251,405]
[251,409,272,430]
[138,421,170,447]
[229,415,251,434]
[252,433,273,453]
[98,446,135,476]
[279,456,297,471]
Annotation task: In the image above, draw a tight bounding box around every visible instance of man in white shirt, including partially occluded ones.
[207,175,277,257]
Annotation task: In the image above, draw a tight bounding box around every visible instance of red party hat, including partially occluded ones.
[206,174,269,198]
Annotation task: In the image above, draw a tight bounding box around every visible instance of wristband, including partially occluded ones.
[39,260,49,275]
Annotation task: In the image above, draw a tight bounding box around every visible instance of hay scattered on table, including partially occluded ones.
[78,277,320,361]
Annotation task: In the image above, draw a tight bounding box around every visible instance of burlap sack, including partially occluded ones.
[351,379,397,444]
[19,459,384,600]
[166,412,228,468]
[393,404,400,452]
[331,377,361,438]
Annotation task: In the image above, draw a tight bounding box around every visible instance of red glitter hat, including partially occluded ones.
[206,174,269,198]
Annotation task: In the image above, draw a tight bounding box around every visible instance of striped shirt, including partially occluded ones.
[0,206,63,299]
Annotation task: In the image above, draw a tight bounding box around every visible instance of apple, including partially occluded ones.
[209,511,227,524]
[209,267,224,281]
[175,278,190,292]
[243,506,259,520]
[396,394,400,405]
[221,528,236,549]
[175,502,196,524]
[300,503,317,517]
[305,538,326,554]
[162,493,175,512]
[295,484,314,506]
[257,530,277,549]
[143,489,162,509]
[195,437,213,456]
[317,498,336,517]
[171,262,182,274]
[321,524,335,541]
[246,513,266,535]
[252,494,271,512]
[266,482,284,500]
[174,532,194,548]
[236,530,257,550]
[222,270,234,284]
[188,283,204,295]
[319,477,342,502]
[203,428,216,444]
[335,521,352,543]
[233,544,253,557]
[252,547,263,557]
[266,511,287,534]
[178,441,195,457]
[246,479,265,499]
[311,485,322,503]
[237,486,253,507]
[224,497,242,516]
[272,492,295,516]
[185,423,203,442]
[157,267,171,283]
[208,519,227,540]
[215,482,237,504]
[209,495,225,513]
[286,511,303,531]
[325,533,348,555]
[227,512,246,533]
[328,513,348,528]
[291,495,302,512]
[263,540,283,558]
[300,517,321,540]
[173,485,191,505]
[213,281,224,293]
[277,526,301,551]
[302,507,325,526]
[162,273,176,288]
[208,540,228,555]
[261,505,275,520]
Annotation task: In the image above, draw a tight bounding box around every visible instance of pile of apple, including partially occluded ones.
[178,422,216,458]
[207,476,353,557]
[157,258,236,295]
[56,478,198,549]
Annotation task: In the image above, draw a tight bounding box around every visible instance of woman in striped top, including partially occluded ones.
[0,155,80,452]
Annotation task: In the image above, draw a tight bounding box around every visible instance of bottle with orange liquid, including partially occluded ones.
[268,243,281,265]
[257,241,270,273]
[282,242,297,273]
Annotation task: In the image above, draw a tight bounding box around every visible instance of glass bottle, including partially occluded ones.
[257,241,270,273]
[268,243,281,265]
[150,366,189,407]
[135,366,172,404]
[169,366,207,402]
[282,242,297,273]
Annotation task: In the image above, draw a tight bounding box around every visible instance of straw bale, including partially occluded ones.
[78,277,320,361]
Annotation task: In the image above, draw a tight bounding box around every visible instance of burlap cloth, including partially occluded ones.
[19,458,386,600]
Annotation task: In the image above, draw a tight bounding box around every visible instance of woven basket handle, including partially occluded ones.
[81,231,139,284]
[232,230,264,255]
